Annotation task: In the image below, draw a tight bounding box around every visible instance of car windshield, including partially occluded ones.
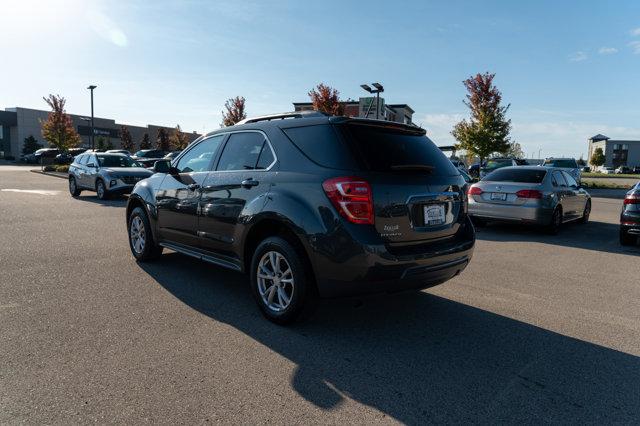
[483,168,547,183]
[484,159,512,171]
[543,159,578,168]
[96,155,140,168]
[134,150,159,157]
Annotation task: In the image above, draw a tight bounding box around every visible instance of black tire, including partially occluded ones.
[250,236,315,325]
[547,207,563,235]
[96,179,109,200]
[620,229,635,246]
[127,207,163,261]
[579,200,591,224]
[68,176,81,197]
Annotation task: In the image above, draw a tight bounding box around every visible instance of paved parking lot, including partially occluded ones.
[1,166,639,424]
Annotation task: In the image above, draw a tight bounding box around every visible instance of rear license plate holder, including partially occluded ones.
[423,204,446,226]
[491,192,507,201]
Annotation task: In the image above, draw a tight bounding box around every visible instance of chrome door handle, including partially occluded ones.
[241,178,259,188]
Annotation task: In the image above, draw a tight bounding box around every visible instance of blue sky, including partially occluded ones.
[2,0,640,158]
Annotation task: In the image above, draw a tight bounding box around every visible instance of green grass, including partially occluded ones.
[582,172,639,179]
[581,180,633,190]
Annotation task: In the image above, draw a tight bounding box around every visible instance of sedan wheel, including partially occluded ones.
[547,208,562,235]
[130,216,146,255]
[580,200,591,224]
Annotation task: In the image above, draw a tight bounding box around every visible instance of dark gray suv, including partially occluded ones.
[126,112,475,323]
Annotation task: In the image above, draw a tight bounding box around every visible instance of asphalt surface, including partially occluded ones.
[1,166,639,424]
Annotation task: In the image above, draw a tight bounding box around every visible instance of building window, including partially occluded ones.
[0,125,3,140]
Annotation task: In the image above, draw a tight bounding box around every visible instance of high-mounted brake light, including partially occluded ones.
[468,186,483,196]
[624,193,640,205]
[516,189,543,199]
[322,177,374,225]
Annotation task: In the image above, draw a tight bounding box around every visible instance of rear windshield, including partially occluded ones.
[484,168,547,183]
[543,159,577,168]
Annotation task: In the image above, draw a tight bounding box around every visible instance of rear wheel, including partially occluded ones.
[547,207,562,235]
[250,236,315,325]
[579,200,591,224]
[128,207,163,261]
[620,229,636,246]
[68,176,81,197]
[96,179,109,200]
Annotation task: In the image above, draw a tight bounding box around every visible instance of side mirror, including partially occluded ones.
[153,159,171,173]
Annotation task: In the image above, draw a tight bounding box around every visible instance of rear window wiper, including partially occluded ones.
[390,164,435,173]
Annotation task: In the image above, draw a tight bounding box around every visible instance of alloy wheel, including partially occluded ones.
[97,181,105,199]
[130,216,146,254]
[257,251,294,312]
[69,178,76,193]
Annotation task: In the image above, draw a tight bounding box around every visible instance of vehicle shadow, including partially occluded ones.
[139,253,640,423]
[73,194,129,208]
[476,220,640,255]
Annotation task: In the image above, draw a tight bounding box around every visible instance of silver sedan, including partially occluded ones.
[468,166,591,234]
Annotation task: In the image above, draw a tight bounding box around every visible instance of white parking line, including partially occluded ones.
[1,189,60,196]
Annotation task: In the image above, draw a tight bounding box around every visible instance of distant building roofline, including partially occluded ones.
[387,104,415,114]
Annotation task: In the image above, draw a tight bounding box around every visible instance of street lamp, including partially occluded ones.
[360,82,384,119]
[87,85,97,150]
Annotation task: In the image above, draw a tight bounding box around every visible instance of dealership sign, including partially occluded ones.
[77,125,119,138]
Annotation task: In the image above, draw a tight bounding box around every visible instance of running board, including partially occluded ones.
[159,242,242,272]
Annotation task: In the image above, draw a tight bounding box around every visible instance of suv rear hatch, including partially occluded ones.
[282,120,467,244]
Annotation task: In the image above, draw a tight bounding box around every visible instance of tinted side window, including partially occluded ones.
[76,154,86,165]
[256,142,275,169]
[562,171,578,187]
[552,171,567,187]
[282,124,355,170]
[86,155,97,166]
[217,132,266,171]
[175,135,224,173]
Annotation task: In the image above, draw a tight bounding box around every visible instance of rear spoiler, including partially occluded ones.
[330,116,426,135]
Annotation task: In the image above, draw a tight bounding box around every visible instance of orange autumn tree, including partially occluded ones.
[308,83,344,116]
[41,94,81,151]
[221,96,247,127]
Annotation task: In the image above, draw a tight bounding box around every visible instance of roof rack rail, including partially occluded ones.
[237,110,328,125]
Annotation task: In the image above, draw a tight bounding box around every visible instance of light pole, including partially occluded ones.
[538,148,542,159]
[360,82,384,119]
[87,85,97,150]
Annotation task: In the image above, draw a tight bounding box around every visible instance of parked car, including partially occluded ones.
[542,157,581,183]
[600,166,615,174]
[480,158,517,178]
[620,182,640,245]
[131,149,166,168]
[615,166,631,174]
[469,162,483,178]
[163,150,182,161]
[68,152,152,199]
[125,112,475,324]
[27,148,59,164]
[106,149,132,156]
[450,159,467,172]
[581,166,591,173]
[55,148,87,165]
[468,166,591,234]
[633,166,640,174]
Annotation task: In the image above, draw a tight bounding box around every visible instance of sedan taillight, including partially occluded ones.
[624,193,640,205]
[516,189,543,199]
[468,186,483,196]
[322,177,374,225]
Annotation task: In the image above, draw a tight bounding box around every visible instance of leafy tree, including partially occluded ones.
[96,136,106,151]
[221,96,247,127]
[120,126,135,152]
[505,142,524,158]
[140,133,151,150]
[308,83,344,116]
[106,139,114,150]
[590,147,605,167]
[41,94,81,151]
[451,73,512,168]
[22,135,42,155]
[156,128,171,151]
[170,124,189,150]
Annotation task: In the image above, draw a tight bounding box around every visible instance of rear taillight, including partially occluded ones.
[322,177,374,225]
[516,189,543,199]
[624,194,640,205]
[468,186,483,196]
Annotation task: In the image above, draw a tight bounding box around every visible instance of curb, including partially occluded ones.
[30,170,68,180]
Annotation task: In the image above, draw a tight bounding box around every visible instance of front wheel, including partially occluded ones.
[68,176,81,197]
[128,207,163,261]
[96,179,109,200]
[250,237,315,325]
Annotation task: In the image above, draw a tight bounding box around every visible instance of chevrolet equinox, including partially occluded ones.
[126,112,475,323]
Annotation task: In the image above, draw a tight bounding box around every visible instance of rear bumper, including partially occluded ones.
[311,216,475,298]
[468,200,553,224]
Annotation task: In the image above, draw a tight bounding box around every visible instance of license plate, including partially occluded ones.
[491,192,507,201]
[424,204,445,226]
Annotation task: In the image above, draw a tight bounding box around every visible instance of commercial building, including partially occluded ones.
[0,106,200,158]
[587,134,640,168]
[292,97,415,125]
